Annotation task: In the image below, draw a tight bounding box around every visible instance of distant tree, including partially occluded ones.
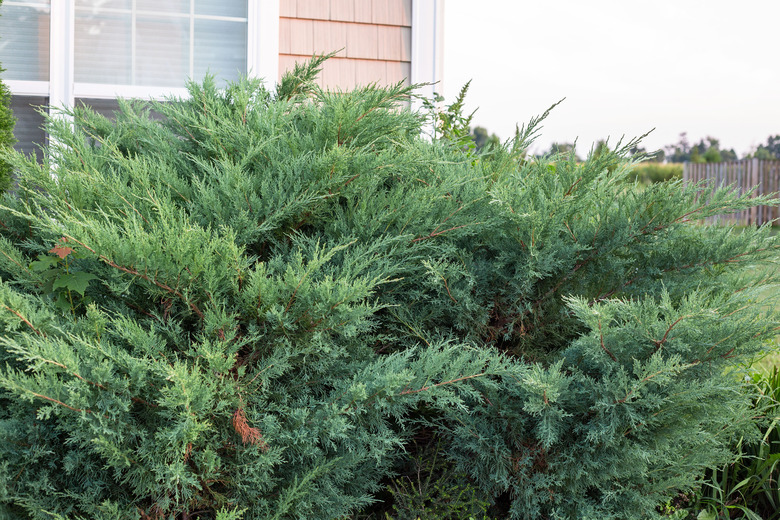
[665,134,737,163]
[546,142,581,161]
[593,140,609,158]
[720,148,738,161]
[665,132,692,163]
[749,135,780,159]
[470,126,501,152]
[752,147,775,160]
[626,143,664,162]
[593,141,663,176]
[693,137,737,163]
[590,140,619,173]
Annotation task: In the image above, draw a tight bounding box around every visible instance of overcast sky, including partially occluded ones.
[442,0,780,158]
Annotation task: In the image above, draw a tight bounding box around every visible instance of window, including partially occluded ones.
[0,0,280,156]
[73,1,248,87]
[10,95,47,157]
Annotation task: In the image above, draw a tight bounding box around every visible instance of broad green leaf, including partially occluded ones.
[54,291,71,313]
[30,255,61,272]
[696,510,717,520]
[52,272,99,296]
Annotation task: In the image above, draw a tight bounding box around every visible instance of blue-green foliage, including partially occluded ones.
[0,59,777,519]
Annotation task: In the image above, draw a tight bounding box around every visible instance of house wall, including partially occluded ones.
[278,0,412,89]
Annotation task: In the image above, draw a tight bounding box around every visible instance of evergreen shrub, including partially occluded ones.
[0,58,778,519]
[0,77,12,194]
[0,22,16,195]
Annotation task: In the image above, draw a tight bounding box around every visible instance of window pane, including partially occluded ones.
[10,96,47,159]
[136,16,190,87]
[77,98,166,122]
[73,2,247,88]
[193,19,246,84]
[75,0,131,10]
[77,98,120,120]
[0,4,50,81]
[135,0,189,14]
[75,11,131,84]
[195,1,247,18]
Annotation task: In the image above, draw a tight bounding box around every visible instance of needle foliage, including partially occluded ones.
[0,59,778,519]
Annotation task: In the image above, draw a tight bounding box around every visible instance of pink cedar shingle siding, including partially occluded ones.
[279,0,412,89]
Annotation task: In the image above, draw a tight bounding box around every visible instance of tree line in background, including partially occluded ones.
[469,127,780,163]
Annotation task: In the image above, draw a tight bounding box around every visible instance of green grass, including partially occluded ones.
[721,226,780,374]
[750,237,780,373]
[751,349,780,375]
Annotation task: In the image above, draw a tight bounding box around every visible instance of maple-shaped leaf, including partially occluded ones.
[52,272,98,296]
[49,244,74,259]
[30,255,62,272]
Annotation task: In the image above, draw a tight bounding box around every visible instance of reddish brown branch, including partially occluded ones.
[285,270,310,313]
[563,177,582,198]
[399,373,486,396]
[615,361,701,405]
[588,276,639,306]
[64,237,204,319]
[411,223,480,243]
[48,358,158,408]
[651,315,690,354]
[117,194,150,225]
[1,305,43,336]
[30,391,93,414]
[0,250,27,271]
[598,320,618,362]
[563,221,577,242]
[107,262,204,319]
[430,205,464,236]
[440,275,458,303]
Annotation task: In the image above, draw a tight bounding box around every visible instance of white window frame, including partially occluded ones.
[5,0,280,109]
[411,0,445,115]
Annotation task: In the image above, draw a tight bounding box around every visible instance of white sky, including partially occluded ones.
[442,0,780,158]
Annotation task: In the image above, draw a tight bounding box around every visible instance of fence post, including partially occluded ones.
[758,160,765,225]
[750,158,759,225]
[680,160,779,226]
[739,161,745,224]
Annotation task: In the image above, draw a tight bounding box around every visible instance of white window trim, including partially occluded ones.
[411,0,445,114]
[49,0,74,111]
[249,0,279,90]
[74,83,190,102]
[4,81,49,97]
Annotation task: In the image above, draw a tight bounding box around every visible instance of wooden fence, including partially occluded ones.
[683,159,780,226]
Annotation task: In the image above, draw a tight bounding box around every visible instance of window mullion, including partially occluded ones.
[49,0,74,110]
[411,0,444,116]
[251,0,279,87]
[132,0,137,85]
[189,0,195,80]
